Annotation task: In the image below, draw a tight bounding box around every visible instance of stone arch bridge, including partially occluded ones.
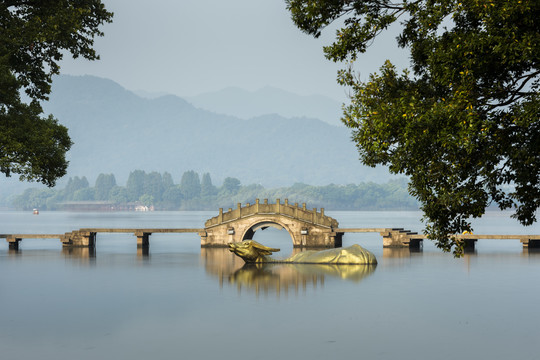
[201,199,343,248]
[4,200,540,251]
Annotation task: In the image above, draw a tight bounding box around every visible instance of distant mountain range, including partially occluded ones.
[185,86,345,127]
[1,75,393,203]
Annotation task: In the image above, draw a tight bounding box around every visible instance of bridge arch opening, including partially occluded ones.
[242,221,294,258]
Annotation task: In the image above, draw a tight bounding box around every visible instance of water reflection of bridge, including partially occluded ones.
[201,248,376,297]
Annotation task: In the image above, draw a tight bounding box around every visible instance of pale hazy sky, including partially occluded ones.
[59,0,407,101]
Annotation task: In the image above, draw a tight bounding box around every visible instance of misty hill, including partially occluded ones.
[28,75,392,188]
[186,86,344,126]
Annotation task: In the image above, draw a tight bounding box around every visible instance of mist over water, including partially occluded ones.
[1,210,539,360]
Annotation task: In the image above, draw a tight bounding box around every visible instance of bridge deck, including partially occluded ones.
[3,226,540,252]
[336,228,401,233]
[1,228,203,242]
[1,234,64,239]
[78,228,203,233]
[335,229,540,240]
[409,234,540,240]
[3,229,539,240]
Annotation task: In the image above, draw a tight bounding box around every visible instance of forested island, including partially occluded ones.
[11,170,417,211]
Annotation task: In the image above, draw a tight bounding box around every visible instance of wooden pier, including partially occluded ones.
[335,228,540,250]
[2,227,540,251]
[334,228,540,250]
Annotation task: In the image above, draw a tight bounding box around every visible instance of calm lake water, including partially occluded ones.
[1,210,539,360]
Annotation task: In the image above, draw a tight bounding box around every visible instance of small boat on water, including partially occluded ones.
[33,208,39,215]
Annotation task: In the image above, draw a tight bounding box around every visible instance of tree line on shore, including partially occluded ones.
[11,170,418,211]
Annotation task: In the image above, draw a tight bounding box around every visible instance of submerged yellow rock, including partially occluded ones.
[228,240,377,265]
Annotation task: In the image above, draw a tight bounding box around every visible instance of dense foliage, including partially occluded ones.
[286,0,540,255]
[0,1,112,186]
[11,170,417,211]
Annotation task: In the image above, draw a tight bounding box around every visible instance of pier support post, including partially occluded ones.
[61,231,96,248]
[408,237,423,249]
[78,231,96,248]
[463,239,477,252]
[6,236,21,250]
[380,229,424,250]
[381,229,421,248]
[135,231,151,248]
[521,239,540,248]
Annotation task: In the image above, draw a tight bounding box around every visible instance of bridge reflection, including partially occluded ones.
[201,248,376,297]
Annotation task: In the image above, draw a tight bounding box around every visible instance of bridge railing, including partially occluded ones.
[205,199,338,228]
